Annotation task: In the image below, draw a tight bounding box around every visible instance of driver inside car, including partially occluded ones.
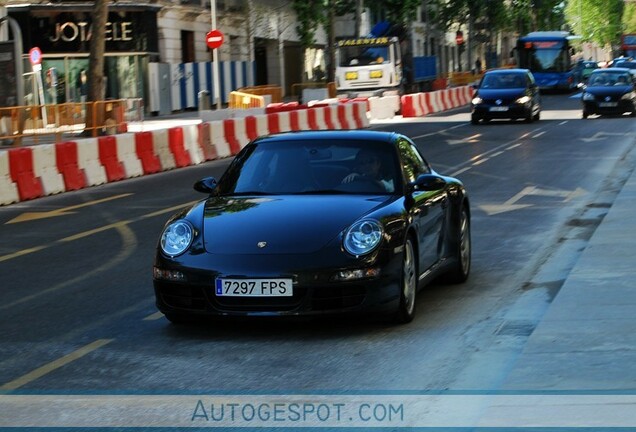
[342,149,394,192]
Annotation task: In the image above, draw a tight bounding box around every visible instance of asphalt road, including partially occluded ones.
[1,92,635,406]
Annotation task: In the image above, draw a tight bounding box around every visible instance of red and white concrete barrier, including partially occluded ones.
[0,150,19,205]
[1,101,371,205]
[401,85,474,118]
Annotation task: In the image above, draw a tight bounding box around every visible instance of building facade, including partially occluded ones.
[1,0,323,111]
[0,0,513,112]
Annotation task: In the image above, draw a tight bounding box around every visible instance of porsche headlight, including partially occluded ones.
[160,220,194,257]
[515,96,531,104]
[344,219,383,256]
[471,97,483,105]
[582,92,595,101]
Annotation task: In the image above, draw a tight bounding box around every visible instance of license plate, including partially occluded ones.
[489,106,509,112]
[215,278,293,297]
[599,102,617,107]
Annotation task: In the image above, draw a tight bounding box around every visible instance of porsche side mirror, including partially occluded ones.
[408,174,447,193]
[194,177,218,194]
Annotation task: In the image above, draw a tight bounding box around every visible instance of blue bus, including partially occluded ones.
[515,31,579,91]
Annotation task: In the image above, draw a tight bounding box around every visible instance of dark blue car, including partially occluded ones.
[581,68,636,118]
[471,69,541,124]
[153,130,471,324]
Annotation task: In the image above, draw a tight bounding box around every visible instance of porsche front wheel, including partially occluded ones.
[394,237,417,324]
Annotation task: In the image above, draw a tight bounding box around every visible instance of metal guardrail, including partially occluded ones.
[228,91,265,109]
[0,98,143,146]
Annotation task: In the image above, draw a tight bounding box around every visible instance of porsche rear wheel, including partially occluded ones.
[394,237,417,324]
[444,204,471,284]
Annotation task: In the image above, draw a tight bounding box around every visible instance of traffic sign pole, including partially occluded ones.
[210,1,221,110]
[29,47,48,127]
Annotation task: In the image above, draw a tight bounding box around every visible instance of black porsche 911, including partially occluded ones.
[153,130,471,324]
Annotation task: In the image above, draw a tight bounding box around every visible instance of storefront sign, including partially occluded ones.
[8,10,159,54]
[49,21,133,43]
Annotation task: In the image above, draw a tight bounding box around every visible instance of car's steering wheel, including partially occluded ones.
[345,175,386,193]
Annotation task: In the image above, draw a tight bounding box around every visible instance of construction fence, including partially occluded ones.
[0,99,144,146]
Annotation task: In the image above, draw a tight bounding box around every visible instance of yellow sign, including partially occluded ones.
[337,37,390,47]
[345,71,359,80]
[369,70,383,78]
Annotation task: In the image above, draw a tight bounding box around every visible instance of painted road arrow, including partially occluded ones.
[6,194,134,224]
[446,134,482,145]
[479,186,587,215]
[581,132,635,143]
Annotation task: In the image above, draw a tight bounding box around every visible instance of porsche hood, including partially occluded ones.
[201,195,389,254]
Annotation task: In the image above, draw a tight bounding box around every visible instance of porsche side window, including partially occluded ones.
[398,138,429,183]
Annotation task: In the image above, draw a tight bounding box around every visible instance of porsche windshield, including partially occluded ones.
[218,140,401,195]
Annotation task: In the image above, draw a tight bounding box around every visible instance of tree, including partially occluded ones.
[564,0,624,51]
[624,2,636,34]
[84,0,109,136]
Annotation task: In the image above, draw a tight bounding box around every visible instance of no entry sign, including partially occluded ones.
[206,30,224,50]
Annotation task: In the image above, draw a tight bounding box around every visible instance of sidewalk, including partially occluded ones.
[501,159,636,390]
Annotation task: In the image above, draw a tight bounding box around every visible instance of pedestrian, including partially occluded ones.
[77,69,88,103]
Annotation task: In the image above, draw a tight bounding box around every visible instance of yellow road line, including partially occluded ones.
[0,339,113,391]
[0,246,47,263]
[59,221,130,242]
[0,201,197,263]
[59,194,135,212]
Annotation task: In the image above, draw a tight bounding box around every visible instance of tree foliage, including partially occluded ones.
[291,0,325,49]
[564,0,624,48]
[625,3,636,34]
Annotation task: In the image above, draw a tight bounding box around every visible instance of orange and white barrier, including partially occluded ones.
[33,144,65,196]
[116,133,144,178]
[77,138,108,186]
[401,85,474,118]
[0,150,19,205]
[182,124,205,165]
